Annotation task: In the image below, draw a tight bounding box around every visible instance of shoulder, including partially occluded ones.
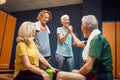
[57,27,62,29]
[16,42,27,50]
[57,27,63,31]
[91,34,110,47]
[30,39,36,45]
[90,34,103,47]
[92,34,107,43]
[17,42,26,47]
[92,34,103,42]
[35,21,40,30]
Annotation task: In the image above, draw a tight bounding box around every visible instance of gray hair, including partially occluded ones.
[60,14,69,21]
[81,15,98,29]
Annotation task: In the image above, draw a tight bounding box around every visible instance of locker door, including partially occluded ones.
[102,22,116,77]
[0,14,16,69]
[0,10,7,56]
[116,22,120,78]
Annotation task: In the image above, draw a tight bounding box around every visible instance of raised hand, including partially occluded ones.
[67,25,73,33]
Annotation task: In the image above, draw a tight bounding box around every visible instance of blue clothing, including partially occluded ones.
[56,27,73,57]
[55,54,74,71]
[56,27,74,71]
[34,21,51,57]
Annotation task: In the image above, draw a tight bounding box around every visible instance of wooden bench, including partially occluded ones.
[0,73,13,80]
[0,69,14,79]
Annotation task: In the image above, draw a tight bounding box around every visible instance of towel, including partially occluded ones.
[82,29,101,60]
[35,21,50,34]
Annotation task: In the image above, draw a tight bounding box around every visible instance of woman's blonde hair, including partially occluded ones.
[16,21,35,45]
[37,10,52,20]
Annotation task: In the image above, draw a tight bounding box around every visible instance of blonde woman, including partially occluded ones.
[13,21,55,80]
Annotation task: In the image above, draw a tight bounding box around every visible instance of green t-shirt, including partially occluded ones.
[89,35,113,80]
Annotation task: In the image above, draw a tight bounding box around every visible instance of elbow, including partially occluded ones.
[24,63,32,70]
[84,66,92,74]
[80,65,92,75]
[76,42,85,48]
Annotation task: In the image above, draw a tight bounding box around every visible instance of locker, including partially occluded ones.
[102,22,120,79]
[0,10,7,56]
[0,14,16,69]
[102,22,116,77]
[116,22,120,78]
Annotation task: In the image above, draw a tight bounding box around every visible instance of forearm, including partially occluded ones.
[71,32,85,48]
[79,57,95,75]
[59,32,69,43]
[38,54,54,69]
[71,32,80,42]
[26,63,46,75]
[26,64,50,80]
[78,65,91,75]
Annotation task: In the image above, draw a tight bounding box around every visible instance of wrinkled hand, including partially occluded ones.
[72,70,79,73]
[54,68,60,72]
[67,25,73,33]
[41,72,50,80]
[72,41,77,46]
[50,67,60,73]
[50,67,56,72]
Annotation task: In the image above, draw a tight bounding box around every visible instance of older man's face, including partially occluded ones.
[81,22,86,33]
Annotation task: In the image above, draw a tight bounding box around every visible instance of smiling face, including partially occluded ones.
[61,15,70,28]
[37,10,52,25]
[39,13,50,25]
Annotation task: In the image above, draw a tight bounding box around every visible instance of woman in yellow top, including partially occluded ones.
[13,21,55,80]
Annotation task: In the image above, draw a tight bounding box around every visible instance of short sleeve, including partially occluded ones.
[57,27,62,34]
[35,21,40,31]
[17,42,27,57]
[89,36,103,59]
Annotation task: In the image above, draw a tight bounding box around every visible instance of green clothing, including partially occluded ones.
[89,35,113,80]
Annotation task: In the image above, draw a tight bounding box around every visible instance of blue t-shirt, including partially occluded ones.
[56,27,73,57]
[34,21,51,57]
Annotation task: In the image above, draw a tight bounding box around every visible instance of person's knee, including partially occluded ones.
[56,72,64,80]
[80,75,86,80]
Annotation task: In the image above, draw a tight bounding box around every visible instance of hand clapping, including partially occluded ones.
[67,25,73,33]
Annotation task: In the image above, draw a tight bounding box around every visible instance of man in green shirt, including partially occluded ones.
[70,15,113,80]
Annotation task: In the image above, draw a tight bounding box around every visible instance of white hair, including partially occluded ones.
[60,14,69,21]
[81,15,98,29]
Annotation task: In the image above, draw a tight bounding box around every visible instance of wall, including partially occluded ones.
[82,0,102,31]
[102,0,120,21]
